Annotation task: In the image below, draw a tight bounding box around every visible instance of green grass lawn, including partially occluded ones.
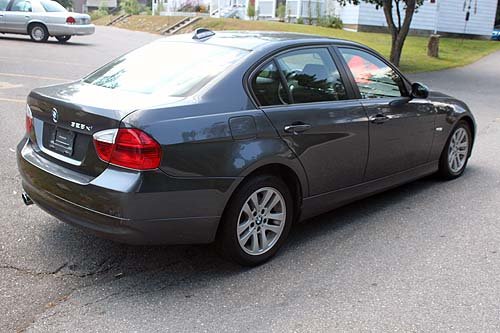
[97,16,500,73]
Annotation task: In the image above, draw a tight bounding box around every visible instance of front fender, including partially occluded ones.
[429,96,476,161]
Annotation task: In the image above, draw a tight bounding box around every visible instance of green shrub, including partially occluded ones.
[297,17,304,24]
[89,0,109,20]
[155,0,163,15]
[277,3,286,22]
[121,0,141,15]
[247,3,255,19]
[318,15,343,29]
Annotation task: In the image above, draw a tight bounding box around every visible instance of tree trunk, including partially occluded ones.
[427,34,440,58]
[382,0,417,67]
[390,34,406,66]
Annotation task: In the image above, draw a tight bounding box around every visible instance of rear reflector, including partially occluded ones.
[26,104,33,134]
[66,16,76,24]
[93,128,162,170]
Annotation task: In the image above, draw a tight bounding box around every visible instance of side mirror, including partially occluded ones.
[411,82,430,99]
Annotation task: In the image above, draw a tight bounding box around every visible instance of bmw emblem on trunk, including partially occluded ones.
[52,108,59,123]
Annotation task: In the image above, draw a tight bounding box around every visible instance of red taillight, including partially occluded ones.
[93,128,162,170]
[26,104,33,134]
[66,16,76,24]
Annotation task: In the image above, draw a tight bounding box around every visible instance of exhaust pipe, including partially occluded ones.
[22,192,33,206]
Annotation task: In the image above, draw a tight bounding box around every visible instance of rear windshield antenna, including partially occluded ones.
[193,28,215,41]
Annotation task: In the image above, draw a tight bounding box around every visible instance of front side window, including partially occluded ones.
[10,0,32,11]
[340,48,405,99]
[276,48,348,104]
[0,0,9,11]
[251,61,289,107]
[41,0,67,12]
[84,42,248,97]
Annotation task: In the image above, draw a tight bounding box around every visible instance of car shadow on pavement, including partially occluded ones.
[0,35,91,46]
[36,166,479,297]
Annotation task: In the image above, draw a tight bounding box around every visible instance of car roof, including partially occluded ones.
[160,30,365,52]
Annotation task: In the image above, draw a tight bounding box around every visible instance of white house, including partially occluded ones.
[251,0,499,38]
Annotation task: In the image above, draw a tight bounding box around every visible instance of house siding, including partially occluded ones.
[358,1,438,31]
[339,0,498,37]
[437,0,498,36]
[336,3,359,25]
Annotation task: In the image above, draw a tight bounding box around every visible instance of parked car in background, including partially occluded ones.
[493,25,500,41]
[17,30,476,266]
[0,0,94,42]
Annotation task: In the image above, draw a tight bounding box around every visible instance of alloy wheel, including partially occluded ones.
[448,127,469,173]
[237,187,286,256]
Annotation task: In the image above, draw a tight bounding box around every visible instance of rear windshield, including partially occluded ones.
[83,42,248,97]
[41,0,67,12]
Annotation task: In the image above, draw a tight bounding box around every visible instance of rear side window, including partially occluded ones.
[251,62,290,107]
[276,48,348,104]
[84,42,248,97]
[41,0,67,12]
[0,0,9,11]
[340,48,405,99]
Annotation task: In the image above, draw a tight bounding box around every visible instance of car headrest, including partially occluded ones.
[297,64,328,88]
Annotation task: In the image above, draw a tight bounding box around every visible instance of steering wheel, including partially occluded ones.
[286,70,300,80]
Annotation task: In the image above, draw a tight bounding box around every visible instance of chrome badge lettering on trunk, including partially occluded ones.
[71,121,93,132]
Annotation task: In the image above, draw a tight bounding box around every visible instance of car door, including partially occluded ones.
[250,46,369,196]
[4,0,32,33]
[337,47,436,181]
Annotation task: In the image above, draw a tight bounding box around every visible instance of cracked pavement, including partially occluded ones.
[1,27,500,332]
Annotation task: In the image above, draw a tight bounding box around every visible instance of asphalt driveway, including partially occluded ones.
[1,27,500,332]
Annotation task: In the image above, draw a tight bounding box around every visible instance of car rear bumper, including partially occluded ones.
[47,24,95,36]
[17,139,238,245]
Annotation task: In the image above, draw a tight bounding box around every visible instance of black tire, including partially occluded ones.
[438,120,472,180]
[216,174,294,266]
[28,23,49,43]
[55,35,71,43]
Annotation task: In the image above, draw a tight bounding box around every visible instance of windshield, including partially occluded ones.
[41,0,67,12]
[83,42,248,97]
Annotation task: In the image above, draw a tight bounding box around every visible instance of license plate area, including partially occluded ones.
[48,127,75,156]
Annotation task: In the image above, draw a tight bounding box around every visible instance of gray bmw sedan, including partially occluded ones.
[17,29,476,266]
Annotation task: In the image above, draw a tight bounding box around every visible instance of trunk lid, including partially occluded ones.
[27,81,182,177]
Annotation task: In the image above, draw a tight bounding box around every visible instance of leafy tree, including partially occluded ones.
[337,0,424,66]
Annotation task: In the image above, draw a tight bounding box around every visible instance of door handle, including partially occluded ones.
[25,15,30,18]
[369,114,390,124]
[284,122,311,135]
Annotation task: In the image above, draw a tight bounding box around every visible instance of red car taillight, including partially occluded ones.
[66,16,76,24]
[93,128,162,170]
[26,104,33,134]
